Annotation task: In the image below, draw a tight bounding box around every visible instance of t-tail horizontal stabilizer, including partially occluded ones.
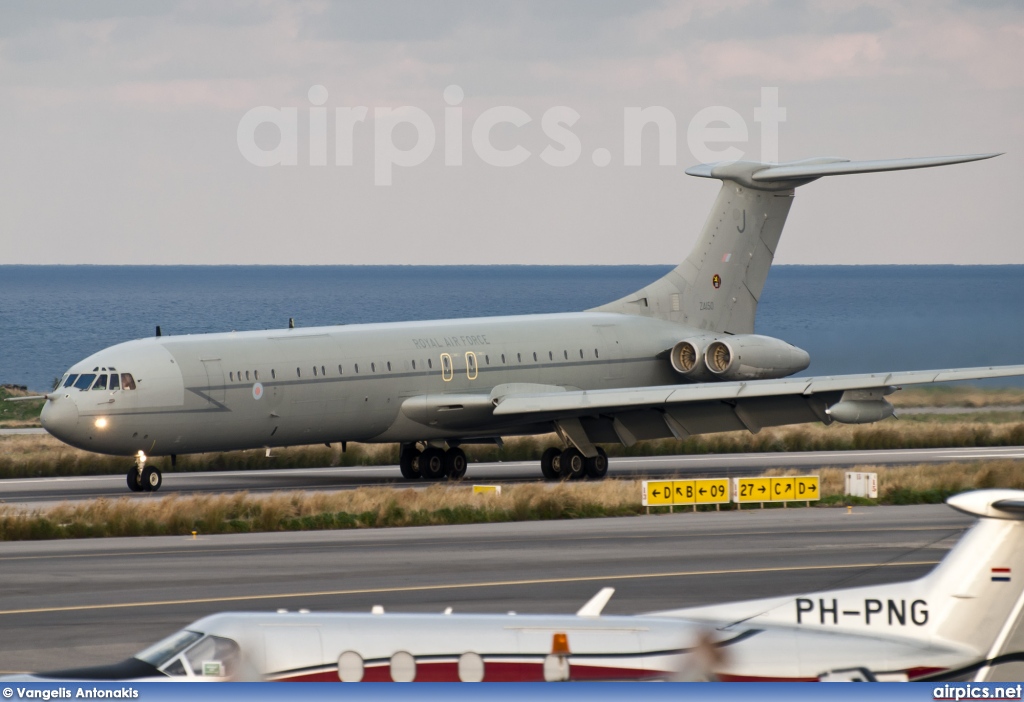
[685,153,1002,189]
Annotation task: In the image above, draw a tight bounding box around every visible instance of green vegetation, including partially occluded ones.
[0,386,44,427]
[1,460,1023,542]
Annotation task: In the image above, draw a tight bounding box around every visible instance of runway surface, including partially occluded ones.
[2,446,1023,506]
[0,503,974,675]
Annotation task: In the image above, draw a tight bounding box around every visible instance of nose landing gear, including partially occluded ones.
[126,450,163,492]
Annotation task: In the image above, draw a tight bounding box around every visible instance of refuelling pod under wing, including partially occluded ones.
[825,388,896,424]
[703,335,810,381]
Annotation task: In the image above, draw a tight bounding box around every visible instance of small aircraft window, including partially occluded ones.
[297,367,301,378]
[313,366,318,377]
[246,371,250,381]
[338,364,343,375]
[563,350,568,360]
[74,374,96,391]
[411,360,416,370]
[183,635,240,678]
[254,370,259,381]
[121,373,136,390]
[63,375,79,388]
[517,353,521,363]
[387,362,391,371]
[501,354,506,364]
[272,369,276,379]
[533,352,537,362]
[548,351,553,361]
[109,374,120,390]
[371,362,376,372]
[135,629,204,667]
[355,364,359,373]
[229,372,234,382]
[579,349,584,359]
[595,349,599,358]
[161,658,187,677]
[485,355,489,365]
[427,359,432,369]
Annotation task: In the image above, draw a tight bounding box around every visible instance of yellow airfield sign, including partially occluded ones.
[734,476,821,503]
[642,479,731,506]
[735,477,771,503]
[794,476,820,500]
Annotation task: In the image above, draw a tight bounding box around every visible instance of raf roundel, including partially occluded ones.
[252,382,264,401]
[712,273,722,289]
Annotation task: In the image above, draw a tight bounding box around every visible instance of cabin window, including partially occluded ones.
[501,354,506,364]
[313,366,318,377]
[549,351,553,361]
[63,375,79,388]
[271,369,276,379]
[371,362,376,372]
[517,353,521,363]
[92,374,108,391]
[322,365,326,376]
[484,355,489,365]
[121,373,136,390]
[296,367,301,378]
[440,353,453,381]
[595,349,599,358]
[428,359,432,369]
[564,350,568,360]
[246,371,250,381]
[533,352,537,362]
[338,364,343,375]
[412,360,416,370]
[387,361,391,371]
[254,370,259,381]
[466,352,478,380]
[355,363,359,373]
[109,374,120,390]
[229,372,234,382]
[579,349,584,359]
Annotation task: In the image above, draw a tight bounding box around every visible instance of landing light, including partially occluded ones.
[94,417,108,429]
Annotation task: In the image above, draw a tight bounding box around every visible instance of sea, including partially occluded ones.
[1,265,1022,392]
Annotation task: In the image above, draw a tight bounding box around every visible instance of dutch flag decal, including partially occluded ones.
[992,568,1011,582]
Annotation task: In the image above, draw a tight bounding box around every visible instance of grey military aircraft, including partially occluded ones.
[20,152,1024,492]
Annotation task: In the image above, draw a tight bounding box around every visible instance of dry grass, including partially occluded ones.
[4,460,1024,541]
[5,418,1024,480]
[890,385,1024,408]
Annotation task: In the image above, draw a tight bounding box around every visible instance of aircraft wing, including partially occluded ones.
[486,364,1024,443]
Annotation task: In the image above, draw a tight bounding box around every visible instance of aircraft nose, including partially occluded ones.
[40,394,79,440]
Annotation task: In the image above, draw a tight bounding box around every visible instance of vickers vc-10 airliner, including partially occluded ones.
[21,152,1024,492]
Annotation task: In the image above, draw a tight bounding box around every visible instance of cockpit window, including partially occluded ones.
[135,629,204,666]
[63,375,79,388]
[121,373,136,390]
[73,374,96,391]
[183,635,240,677]
[93,374,108,391]
[109,373,120,390]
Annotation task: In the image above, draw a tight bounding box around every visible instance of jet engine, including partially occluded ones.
[703,335,810,381]
[669,337,720,381]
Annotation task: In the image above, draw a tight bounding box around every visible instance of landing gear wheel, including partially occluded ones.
[560,447,586,481]
[420,447,448,481]
[585,447,609,480]
[399,445,422,480]
[540,447,561,481]
[141,466,162,492]
[445,448,468,480]
[127,468,143,492]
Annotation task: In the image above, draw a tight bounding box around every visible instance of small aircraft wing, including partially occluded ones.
[489,364,1024,444]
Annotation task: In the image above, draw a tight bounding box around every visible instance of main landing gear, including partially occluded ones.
[126,450,163,493]
[399,443,468,482]
[540,446,608,482]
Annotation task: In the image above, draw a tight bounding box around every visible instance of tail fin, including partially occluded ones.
[591,153,1000,334]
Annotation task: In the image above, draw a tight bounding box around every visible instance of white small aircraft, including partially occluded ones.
[7,489,1024,683]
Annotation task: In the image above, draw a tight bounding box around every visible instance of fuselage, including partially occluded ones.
[42,311,691,457]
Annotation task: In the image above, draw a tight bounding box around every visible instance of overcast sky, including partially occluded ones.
[1,0,1022,265]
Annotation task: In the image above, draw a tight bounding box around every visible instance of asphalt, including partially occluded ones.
[0,503,973,674]
[2,446,1024,506]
